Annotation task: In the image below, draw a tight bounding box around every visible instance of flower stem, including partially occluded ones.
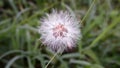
[45,48,62,68]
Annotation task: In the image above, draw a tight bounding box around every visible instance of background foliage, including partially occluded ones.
[0,0,120,68]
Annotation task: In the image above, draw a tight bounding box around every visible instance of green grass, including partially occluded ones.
[0,0,120,68]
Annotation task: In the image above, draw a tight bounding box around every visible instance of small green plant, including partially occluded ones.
[0,0,120,68]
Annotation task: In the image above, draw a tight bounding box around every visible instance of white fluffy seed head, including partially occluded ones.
[38,10,81,52]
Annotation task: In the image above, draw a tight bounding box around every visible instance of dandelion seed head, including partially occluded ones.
[38,10,81,52]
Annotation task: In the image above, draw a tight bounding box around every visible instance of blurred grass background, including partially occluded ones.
[0,0,120,68]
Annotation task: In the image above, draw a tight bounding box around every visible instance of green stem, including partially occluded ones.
[80,0,96,24]
[45,49,61,68]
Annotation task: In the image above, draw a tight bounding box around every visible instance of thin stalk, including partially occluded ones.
[45,47,65,68]
[80,0,96,24]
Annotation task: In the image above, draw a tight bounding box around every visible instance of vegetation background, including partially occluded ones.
[0,0,120,68]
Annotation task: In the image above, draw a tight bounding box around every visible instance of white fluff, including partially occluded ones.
[38,10,81,52]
